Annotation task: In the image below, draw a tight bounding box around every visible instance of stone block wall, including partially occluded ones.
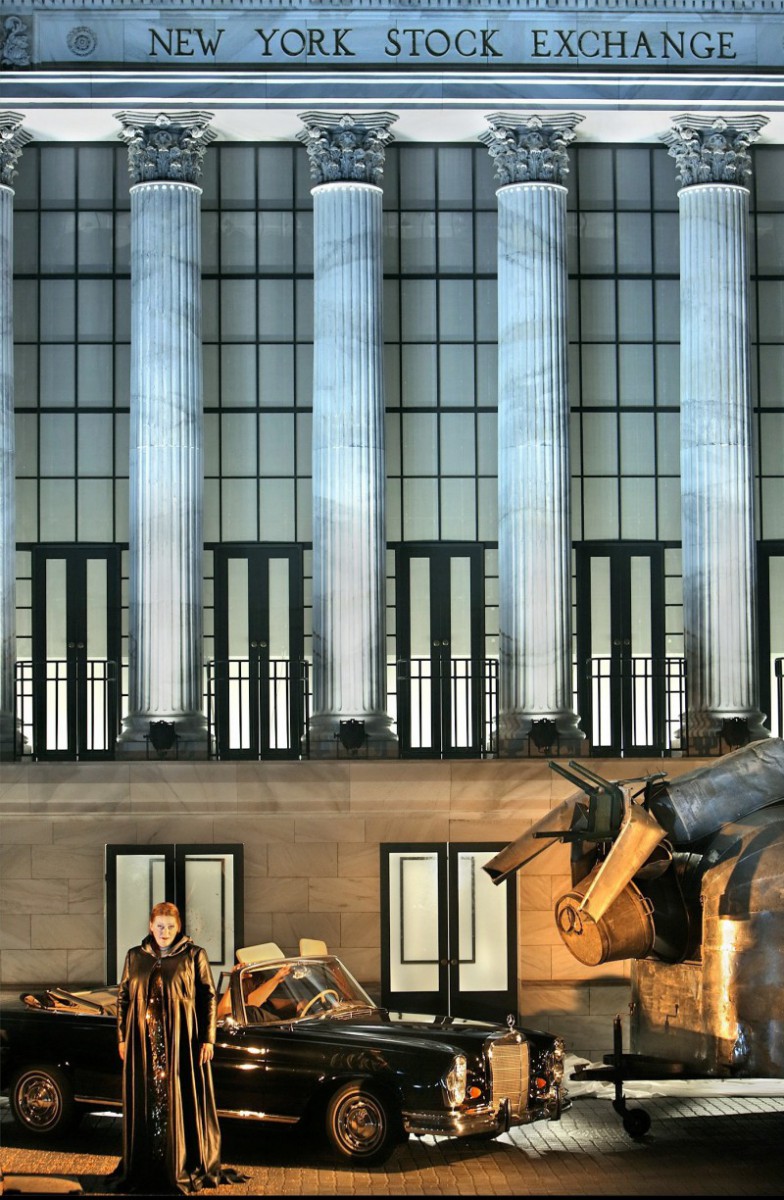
[0,755,709,1058]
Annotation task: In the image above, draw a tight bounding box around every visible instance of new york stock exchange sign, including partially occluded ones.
[4,8,784,71]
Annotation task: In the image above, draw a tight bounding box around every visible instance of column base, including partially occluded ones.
[682,708,770,756]
[116,713,210,760]
[498,709,585,758]
[0,712,27,762]
[305,713,399,760]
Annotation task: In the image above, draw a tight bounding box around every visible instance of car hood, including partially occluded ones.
[252,1009,527,1058]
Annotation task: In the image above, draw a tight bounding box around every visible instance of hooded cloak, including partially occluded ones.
[112,931,236,1194]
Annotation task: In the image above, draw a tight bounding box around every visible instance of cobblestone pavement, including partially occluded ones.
[2,1093,783,1196]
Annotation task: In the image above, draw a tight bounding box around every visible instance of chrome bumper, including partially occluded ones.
[402,1101,514,1138]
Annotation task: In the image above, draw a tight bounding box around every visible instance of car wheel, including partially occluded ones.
[325,1081,401,1165]
[10,1065,78,1137]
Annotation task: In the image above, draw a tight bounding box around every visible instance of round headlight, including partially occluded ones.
[443,1055,467,1107]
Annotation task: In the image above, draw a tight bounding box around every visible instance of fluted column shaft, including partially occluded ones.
[481,112,584,753]
[0,114,31,760]
[119,180,206,751]
[309,182,394,752]
[496,182,581,749]
[679,183,765,740]
[0,185,15,756]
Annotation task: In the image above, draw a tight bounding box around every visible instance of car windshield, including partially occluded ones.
[239,958,376,1025]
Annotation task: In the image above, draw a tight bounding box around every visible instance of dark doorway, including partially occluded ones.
[212,546,305,758]
[395,545,485,757]
[28,546,121,759]
[380,843,517,1024]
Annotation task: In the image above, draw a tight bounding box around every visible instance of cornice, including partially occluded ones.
[3,0,784,12]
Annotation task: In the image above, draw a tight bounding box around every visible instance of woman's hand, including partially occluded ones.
[118,1041,125,1062]
[199,1043,214,1065]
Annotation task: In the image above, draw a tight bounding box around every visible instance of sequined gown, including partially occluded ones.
[112,933,229,1194]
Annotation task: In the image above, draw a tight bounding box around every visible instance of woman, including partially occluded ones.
[112,902,246,1194]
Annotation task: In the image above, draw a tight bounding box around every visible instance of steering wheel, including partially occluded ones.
[299,988,340,1017]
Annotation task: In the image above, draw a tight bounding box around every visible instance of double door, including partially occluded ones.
[576,545,671,755]
[396,546,485,757]
[212,546,304,758]
[380,843,517,1024]
[28,547,121,759]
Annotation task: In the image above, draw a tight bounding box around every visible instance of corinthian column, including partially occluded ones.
[664,114,769,748]
[0,115,31,761]
[480,113,584,755]
[115,111,216,757]
[297,111,398,757]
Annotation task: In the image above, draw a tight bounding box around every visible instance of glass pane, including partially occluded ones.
[401,280,436,341]
[40,414,74,476]
[41,280,75,341]
[438,213,473,271]
[450,557,472,657]
[582,413,618,475]
[399,147,436,208]
[78,413,113,476]
[268,558,290,660]
[617,213,652,273]
[257,211,294,272]
[441,413,475,475]
[259,345,294,406]
[580,212,615,272]
[457,851,507,992]
[580,280,616,341]
[258,279,294,340]
[441,479,476,540]
[619,345,654,406]
[620,413,655,475]
[86,558,108,660]
[437,148,472,209]
[439,346,475,407]
[114,854,167,982]
[221,346,257,406]
[221,280,256,340]
[45,558,67,659]
[221,212,256,271]
[576,148,614,209]
[221,147,256,207]
[259,479,295,541]
[584,479,618,539]
[403,478,438,539]
[222,413,257,476]
[183,854,236,975]
[79,480,113,541]
[400,212,436,273]
[40,213,76,272]
[388,850,440,993]
[618,281,652,341]
[409,558,430,659]
[228,557,249,659]
[259,413,294,477]
[78,346,113,407]
[438,279,473,341]
[79,147,114,207]
[401,345,437,408]
[615,149,651,209]
[622,478,656,540]
[402,413,437,475]
[41,148,76,206]
[222,479,257,541]
[258,147,294,207]
[78,212,114,272]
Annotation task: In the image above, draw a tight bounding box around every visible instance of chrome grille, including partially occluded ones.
[487,1038,530,1117]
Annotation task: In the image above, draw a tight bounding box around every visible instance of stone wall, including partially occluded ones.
[0,755,710,1058]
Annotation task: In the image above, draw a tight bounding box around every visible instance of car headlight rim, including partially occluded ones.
[443,1054,468,1107]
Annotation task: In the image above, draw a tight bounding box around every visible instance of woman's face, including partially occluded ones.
[149,916,179,949]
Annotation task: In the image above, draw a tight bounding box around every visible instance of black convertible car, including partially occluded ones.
[1,954,566,1165]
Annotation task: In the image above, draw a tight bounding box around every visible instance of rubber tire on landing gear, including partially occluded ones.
[622,1106,651,1138]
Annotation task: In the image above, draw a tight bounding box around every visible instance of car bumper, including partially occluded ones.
[402,1084,566,1138]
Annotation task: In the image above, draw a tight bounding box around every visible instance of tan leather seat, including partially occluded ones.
[235,941,285,964]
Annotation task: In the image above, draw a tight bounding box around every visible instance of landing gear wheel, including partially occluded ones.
[326,1081,401,1165]
[622,1107,651,1138]
[10,1065,78,1137]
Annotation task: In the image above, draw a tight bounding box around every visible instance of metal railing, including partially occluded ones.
[14,658,119,760]
[206,658,310,759]
[395,656,498,758]
[585,655,687,756]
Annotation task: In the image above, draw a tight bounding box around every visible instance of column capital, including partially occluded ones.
[0,112,32,187]
[480,112,584,187]
[663,114,769,187]
[297,111,397,186]
[115,110,217,185]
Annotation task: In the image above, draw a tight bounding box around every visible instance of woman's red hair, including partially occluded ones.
[149,901,182,931]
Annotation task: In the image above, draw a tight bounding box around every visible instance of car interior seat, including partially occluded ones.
[299,937,329,956]
[235,942,285,964]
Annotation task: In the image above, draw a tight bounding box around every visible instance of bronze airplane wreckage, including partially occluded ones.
[484,737,784,1136]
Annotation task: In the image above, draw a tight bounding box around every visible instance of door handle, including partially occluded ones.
[612,639,621,646]
[76,642,84,649]
[250,641,258,648]
[259,641,268,649]
[433,640,440,647]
